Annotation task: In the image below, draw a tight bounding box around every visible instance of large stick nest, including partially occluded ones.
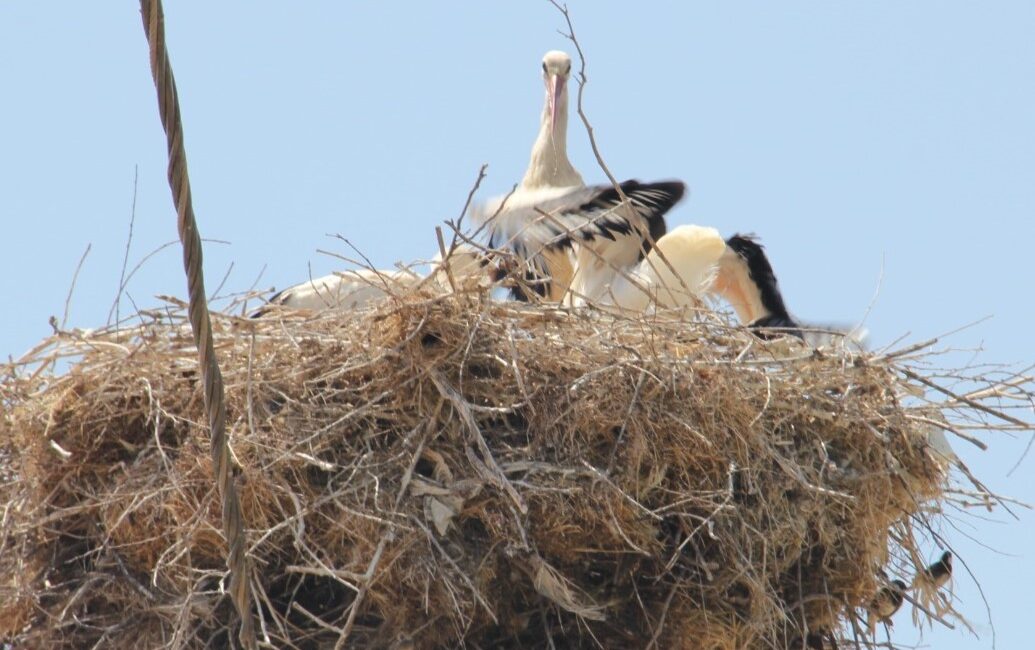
[0,290,1019,648]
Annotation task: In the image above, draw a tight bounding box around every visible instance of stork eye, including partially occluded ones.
[566,63,572,74]
[542,62,548,73]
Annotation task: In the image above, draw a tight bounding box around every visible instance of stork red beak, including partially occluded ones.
[548,74,566,136]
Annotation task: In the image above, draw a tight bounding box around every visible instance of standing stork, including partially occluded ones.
[477,51,726,311]
[485,50,581,302]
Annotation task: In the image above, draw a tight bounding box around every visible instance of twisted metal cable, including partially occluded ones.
[138,2,256,646]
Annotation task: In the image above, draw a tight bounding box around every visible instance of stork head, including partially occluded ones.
[541,50,573,135]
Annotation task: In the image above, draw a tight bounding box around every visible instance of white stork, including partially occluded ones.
[251,243,488,316]
[483,50,581,302]
[477,51,726,311]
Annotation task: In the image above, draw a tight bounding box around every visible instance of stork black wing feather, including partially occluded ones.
[477,179,686,260]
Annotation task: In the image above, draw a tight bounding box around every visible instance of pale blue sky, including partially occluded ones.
[1,2,1032,647]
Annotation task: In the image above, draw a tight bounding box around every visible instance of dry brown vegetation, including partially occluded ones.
[0,290,1027,648]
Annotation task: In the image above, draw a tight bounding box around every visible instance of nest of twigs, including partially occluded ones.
[0,289,1023,648]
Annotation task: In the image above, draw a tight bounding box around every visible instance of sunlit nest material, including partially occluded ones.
[0,283,1026,649]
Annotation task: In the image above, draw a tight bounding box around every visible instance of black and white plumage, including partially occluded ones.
[712,234,802,339]
[253,52,593,317]
[477,53,725,309]
[911,549,954,620]
[483,180,678,259]
[920,551,953,589]
[485,50,582,302]
[479,179,726,311]
[481,179,682,279]
[867,579,907,632]
[711,234,869,348]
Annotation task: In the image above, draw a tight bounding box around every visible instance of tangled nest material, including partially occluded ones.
[0,289,1026,648]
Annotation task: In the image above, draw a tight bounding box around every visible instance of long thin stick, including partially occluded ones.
[548,1,695,298]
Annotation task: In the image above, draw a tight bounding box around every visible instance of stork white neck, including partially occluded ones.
[521,76,583,190]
